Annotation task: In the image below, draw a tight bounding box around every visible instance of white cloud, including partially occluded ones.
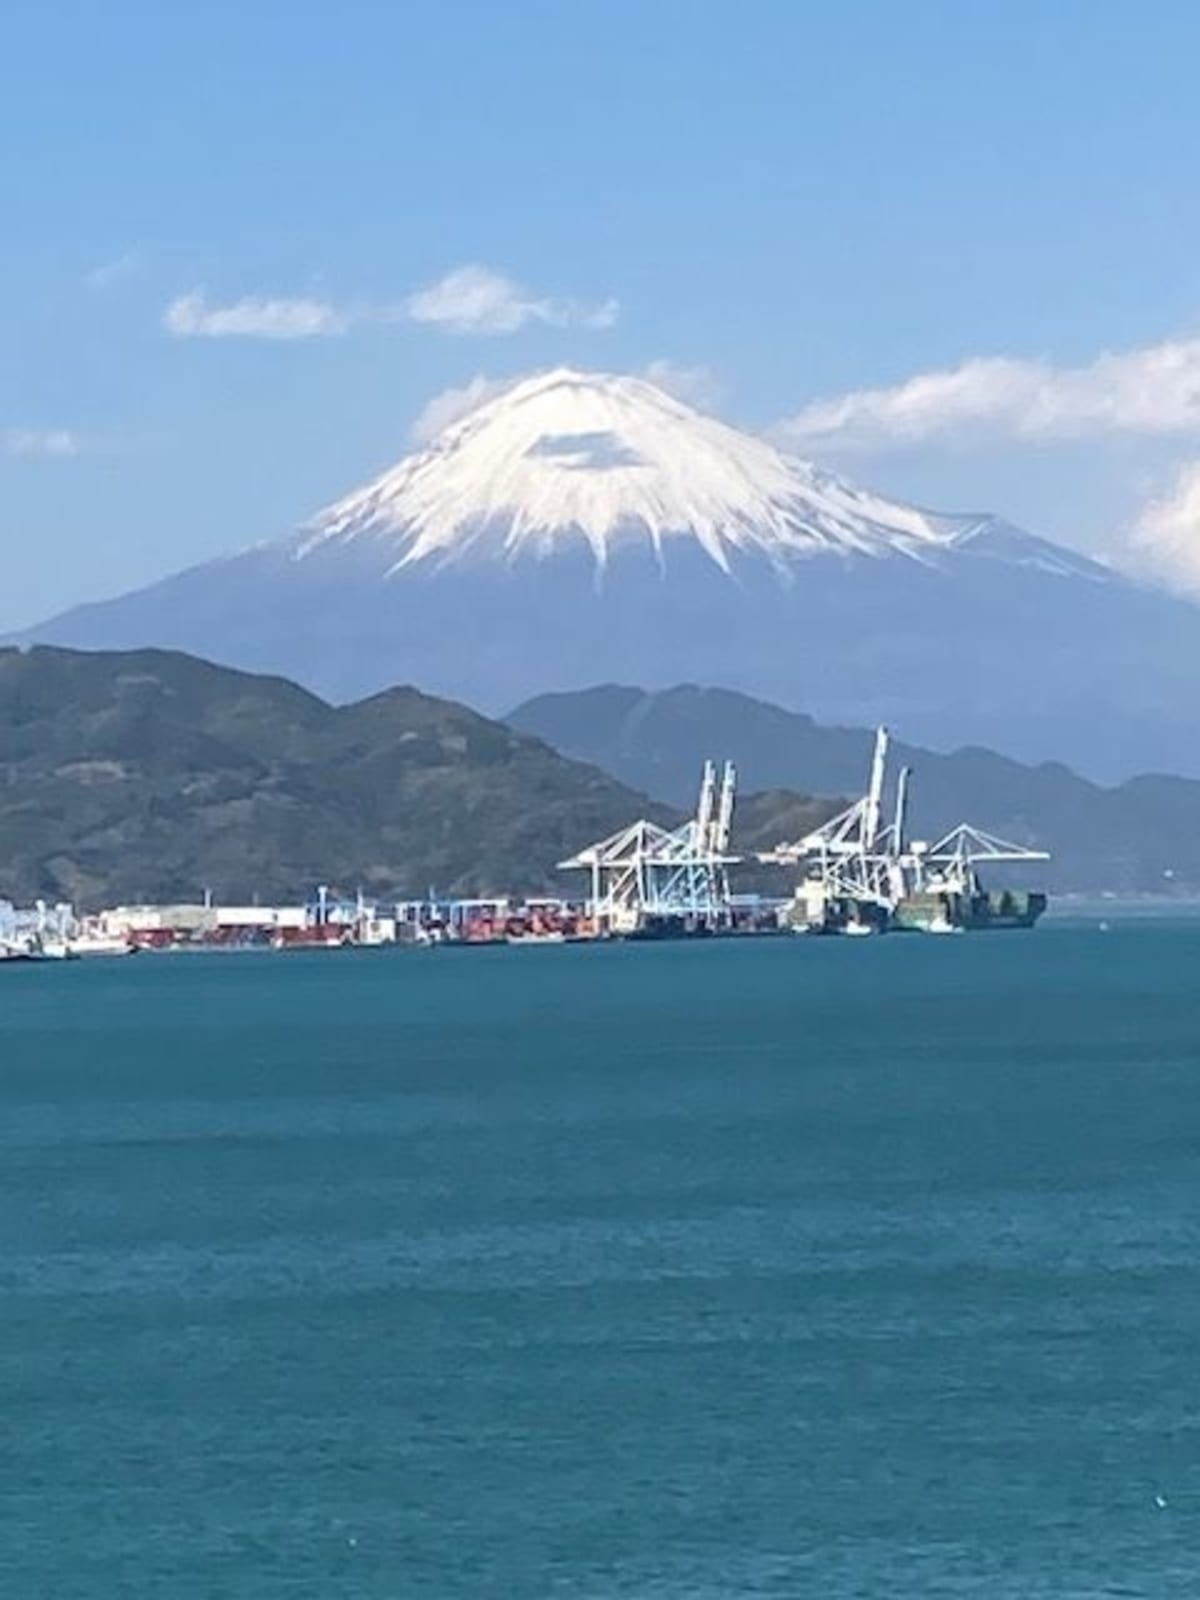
[161,268,618,344]
[641,359,723,410]
[1131,460,1200,593]
[403,264,618,336]
[409,375,517,444]
[4,428,80,458]
[164,290,349,340]
[778,337,1200,452]
[85,250,144,289]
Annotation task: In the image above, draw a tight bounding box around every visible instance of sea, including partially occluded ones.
[3,916,1199,1598]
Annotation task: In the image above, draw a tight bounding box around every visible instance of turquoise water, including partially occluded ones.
[3,925,1199,1597]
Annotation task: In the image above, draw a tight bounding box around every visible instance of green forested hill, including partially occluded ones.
[0,647,674,907]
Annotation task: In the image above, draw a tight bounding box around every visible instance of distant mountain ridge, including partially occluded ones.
[16,367,1200,780]
[509,684,1200,894]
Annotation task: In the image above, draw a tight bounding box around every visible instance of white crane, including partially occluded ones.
[758,728,1049,930]
[559,760,739,933]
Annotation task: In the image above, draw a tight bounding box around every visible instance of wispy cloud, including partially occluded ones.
[1132,460,1200,594]
[4,428,80,458]
[161,265,618,343]
[410,374,517,444]
[642,359,723,410]
[403,265,618,336]
[164,290,349,340]
[777,337,1200,452]
[85,250,145,290]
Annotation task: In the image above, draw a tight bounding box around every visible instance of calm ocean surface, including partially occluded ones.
[3,921,1199,1598]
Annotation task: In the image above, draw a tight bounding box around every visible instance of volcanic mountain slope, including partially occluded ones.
[21,367,1200,779]
[511,683,1200,894]
[0,645,678,907]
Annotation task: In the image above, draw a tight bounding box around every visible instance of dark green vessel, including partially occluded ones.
[891,887,1047,933]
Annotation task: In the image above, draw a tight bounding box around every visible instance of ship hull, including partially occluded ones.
[891,889,1047,933]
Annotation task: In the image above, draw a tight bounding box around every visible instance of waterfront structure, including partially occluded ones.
[65,894,397,951]
[560,760,739,934]
[760,728,1049,932]
[0,899,75,959]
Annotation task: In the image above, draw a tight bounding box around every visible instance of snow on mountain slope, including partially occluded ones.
[21,366,1192,780]
[297,367,1085,576]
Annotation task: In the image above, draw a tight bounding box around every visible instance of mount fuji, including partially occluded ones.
[19,367,1200,779]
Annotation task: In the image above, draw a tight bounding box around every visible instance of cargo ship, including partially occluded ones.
[760,728,1050,935]
[891,886,1047,933]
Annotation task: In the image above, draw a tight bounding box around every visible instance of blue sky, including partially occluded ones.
[5,0,1200,628]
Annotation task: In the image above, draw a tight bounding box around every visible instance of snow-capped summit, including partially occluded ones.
[18,367,1200,779]
[299,367,975,572]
